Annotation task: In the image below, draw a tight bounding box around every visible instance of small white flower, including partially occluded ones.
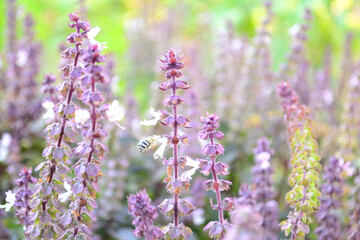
[322,89,333,106]
[106,100,125,122]
[0,133,12,162]
[181,156,200,181]
[16,49,28,67]
[106,100,125,130]
[58,182,73,203]
[42,100,55,120]
[350,75,359,87]
[289,24,300,36]
[260,160,270,169]
[87,27,107,49]
[340,159,355,177]
[140,108,162,126]
[256,152,271,169]
[0,190,16,212]
[75,109,90,126]
[153,136,168,159]
[192,208,205,225]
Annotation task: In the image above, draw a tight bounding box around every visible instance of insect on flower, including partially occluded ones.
[137,135,165,152]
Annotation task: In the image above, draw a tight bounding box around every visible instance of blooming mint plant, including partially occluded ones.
[14,167,37,236]
[60,26,109,239]
[347,173,360,239]
[156,49,195,239]
[26,12,90,239]
[278,82,322,240]
[128,190,164,239]
[4,0,42,181]
[197,113,233,239]
[251,138,278,240]
[129,50,195,239]
[315,157,344,240]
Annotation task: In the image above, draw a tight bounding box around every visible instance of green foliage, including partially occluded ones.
[278,83,322,240]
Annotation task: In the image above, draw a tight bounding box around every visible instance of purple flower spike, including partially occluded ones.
[198,113,233,239]
[128,190,164,240]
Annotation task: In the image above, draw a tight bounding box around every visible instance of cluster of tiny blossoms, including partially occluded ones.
[198,113,233,239]
[315,157,343,239]
[14,167,37,236]
[129,50,195,239]
[156,50,194,239]
[128,190,164,239]
[60,19,109,239]
[26,12,106,239]
[278,82,322,240]
[3,0,42,180]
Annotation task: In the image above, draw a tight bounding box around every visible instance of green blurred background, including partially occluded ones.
[1,0,359,112]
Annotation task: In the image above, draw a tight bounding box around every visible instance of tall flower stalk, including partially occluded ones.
[61,32,109,238]
[4,0,42,180]
[252,138,278,239]
[198,113,233,239]
[278,82,322,240]
[14,167,37,237]
[27,12,89,239]
[128,190,164,240]
[225,202,262,240]
[315,157,343,240]
[154,49,194,239]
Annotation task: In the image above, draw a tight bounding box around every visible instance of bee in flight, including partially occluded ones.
[138,136,157,152]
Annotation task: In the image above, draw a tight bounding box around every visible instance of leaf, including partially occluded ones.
[209,222,223,236]
[50,123,61,136]
[73,181,84,194]
[204,221,215,230]
[53,147,64,159]
[52,180,65,193]
[311,188,321,197]
[297,221,310,234]
[159,199,174,213]
[74,163,86,176]
[181,227,192,238]
[43,228,54,239]
[86,198,98,208]
[168,227,181,238]
[60,212,72,226]
[178,200,191,215]
[64,104,76,115]
[35,162,46,171]
[92,182,100,191]
[71,66,83,78]
[64,126,77,138]
[57,163,71,175]
[300,203,313,213]
[29,197,41,208]
[42,184,52,196]
[86,163,99,177]
[39,212,51,223]
[30,225,41,238]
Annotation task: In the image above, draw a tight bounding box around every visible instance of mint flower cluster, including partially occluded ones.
[198,113,233,239]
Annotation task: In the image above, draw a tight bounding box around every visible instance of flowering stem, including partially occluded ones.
[49,19,81,183]
[57,19,80,146]
[171,74,179,226]
[278,82,321,239]
[210,137,224,224]
[42,19,81,229]
[156,50,194,238]
[73,57,97,239]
